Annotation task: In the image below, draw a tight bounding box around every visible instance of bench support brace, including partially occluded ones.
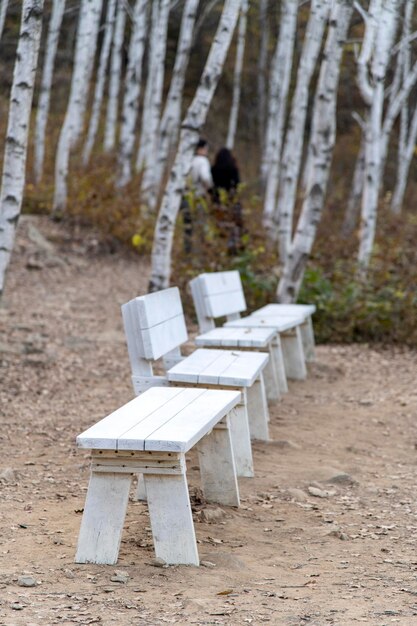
[281,327,307,381]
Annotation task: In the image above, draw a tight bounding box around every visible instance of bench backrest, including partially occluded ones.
[122,287,188,370]
[189,271,247,332]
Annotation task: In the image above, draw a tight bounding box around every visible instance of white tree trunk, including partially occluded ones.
[342,136,365,236]
[116,0,148,188]
[149,0,242,292]
[52,0,103,214]
[275,0,331,264]
[277,0,353,302]
[358,0,400,268]
[140,0,171,209]
[34,0,66,184]
[262,0,298,229]
[257,0,269,159]
[151,0,200,199]
[103,0,127,152]
[0,0,9,39]
[391,103,417,214]
[226,0,248,150]
[136,0,170,174]
[0,0,44,299]
[82,0,117,165]
[0,0,9,43]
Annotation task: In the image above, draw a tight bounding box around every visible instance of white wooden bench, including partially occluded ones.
[75,386,241,566]
[194,325,286,401]
[121,288,270,481]
[189,271,311,381]
[252,304,316,362]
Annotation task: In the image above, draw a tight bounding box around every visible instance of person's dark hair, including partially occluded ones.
[196,138,208,150]
[213,147,237,169]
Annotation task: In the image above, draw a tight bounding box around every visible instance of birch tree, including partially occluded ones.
[52,0,103,214]
[140,0,171,208]
[103,0,127,152]
[262,0,298,229]
[149,0,242,292]
[116,0,148,187]
[357,0,400,269]
[136,0,169,173]
[151,0,200,200]
[257,0,269,156]
[0,0,9,42]
[277,0,353,302]
[0,0,44,299]
[226,0,248,149]
[83,0,117,165]
[274,0,332,262]
[34,0,66,183]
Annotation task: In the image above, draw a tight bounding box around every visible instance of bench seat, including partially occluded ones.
[224,314,307,381]
[251,304,316,361]
[194,326,286,400]
[75,387,241,566]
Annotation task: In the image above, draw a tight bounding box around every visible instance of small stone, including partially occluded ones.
[63,568,75,579]
[17,575,37,587]
[326,473,358,486]
[110,570,129,583]
[200,507,226,523]
[308,486,333,498]
[11,603,25,610]
[201,560,216,568]
[328,530,349,540]
[287,488,308,502]
[150,557,168,568]
[0,468,18,484]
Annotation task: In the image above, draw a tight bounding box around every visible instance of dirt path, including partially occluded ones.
[1,217,417,626]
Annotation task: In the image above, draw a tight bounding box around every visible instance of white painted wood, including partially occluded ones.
[271,336,288,394]
[198,271,246,318]
[227,401,254,477]
[197,418,240,506]
[263,347,280,402]
[195,326,275,349]
[189,276,215,333]
[167,349,268,388]
[75,471,132,564]
[140,314,188,361]
[300,317,316,362]
[144,471,199,565]
[246,375,270,441]
[133,287,185,328]
[225,315,303,333]
[253,304,316,318]
[77,386,186,449]
[281,327,307,381]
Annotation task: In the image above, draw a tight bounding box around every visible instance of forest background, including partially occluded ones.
[0,0,416,346]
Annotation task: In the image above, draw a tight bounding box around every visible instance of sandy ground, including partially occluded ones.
[0,216,417,626]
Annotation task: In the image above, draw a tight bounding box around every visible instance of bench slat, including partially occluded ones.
[167,349,268,387]
[133,287,185,328]
[77,387,187,449]
[195,327,275,348]
[253,304,316,319]
[198,272,247,318]
[225,314,304,332]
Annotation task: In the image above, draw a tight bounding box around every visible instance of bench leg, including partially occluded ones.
[271,336,288,394]
[246,374,270,441]
[227,403,254,477]
[197,417,240,507]
[264,347,280,402]
[300,316,316,362]
[144,470,199,566]
[281,327,307,380]
[134,474,147,501]
[75,471,132,565]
